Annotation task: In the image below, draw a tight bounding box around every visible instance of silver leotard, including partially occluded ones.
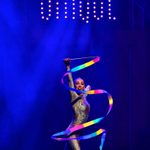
[65,67,90,150]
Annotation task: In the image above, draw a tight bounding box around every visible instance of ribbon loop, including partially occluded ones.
[51,56,113,150]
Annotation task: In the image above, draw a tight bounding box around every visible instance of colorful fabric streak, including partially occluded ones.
[71,56,100,72]
[51,56,113,150]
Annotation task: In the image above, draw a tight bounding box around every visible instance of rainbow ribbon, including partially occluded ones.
[51,56,113,150]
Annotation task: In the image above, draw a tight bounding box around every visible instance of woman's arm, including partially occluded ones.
[64,58,78,101]
[66,65,75,89]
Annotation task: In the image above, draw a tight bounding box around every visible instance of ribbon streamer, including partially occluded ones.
[51,56,113,150]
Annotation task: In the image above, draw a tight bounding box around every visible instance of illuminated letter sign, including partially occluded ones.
[40,0,116,23]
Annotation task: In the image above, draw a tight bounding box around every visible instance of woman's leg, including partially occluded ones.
[69,134,80,150]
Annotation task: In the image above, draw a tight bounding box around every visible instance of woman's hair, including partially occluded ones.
[74,77,84,84]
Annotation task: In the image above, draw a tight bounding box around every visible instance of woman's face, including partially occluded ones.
[75,78,85,90]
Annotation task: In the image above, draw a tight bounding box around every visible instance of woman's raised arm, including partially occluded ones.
[64,58,78,101]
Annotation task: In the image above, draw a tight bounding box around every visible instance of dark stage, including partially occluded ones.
[0,0,150,150]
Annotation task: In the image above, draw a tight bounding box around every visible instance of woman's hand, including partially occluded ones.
[64,58,71,66]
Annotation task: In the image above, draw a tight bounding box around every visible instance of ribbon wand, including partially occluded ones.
[66,56,99,61]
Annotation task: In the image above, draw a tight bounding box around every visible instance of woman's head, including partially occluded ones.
[74,77,85,90]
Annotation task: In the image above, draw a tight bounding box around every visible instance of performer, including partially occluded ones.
[51,56,113,150]
[64,58,91,150]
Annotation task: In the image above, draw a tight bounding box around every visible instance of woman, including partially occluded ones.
[64,58,91,150]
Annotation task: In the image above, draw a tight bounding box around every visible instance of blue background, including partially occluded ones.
[0,0,149,150]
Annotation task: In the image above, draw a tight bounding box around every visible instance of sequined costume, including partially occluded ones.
[65,66,90,150]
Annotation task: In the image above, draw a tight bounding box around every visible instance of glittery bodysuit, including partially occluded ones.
[65,66,90,150]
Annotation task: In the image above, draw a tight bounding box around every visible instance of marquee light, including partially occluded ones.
[40,0,116,23]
